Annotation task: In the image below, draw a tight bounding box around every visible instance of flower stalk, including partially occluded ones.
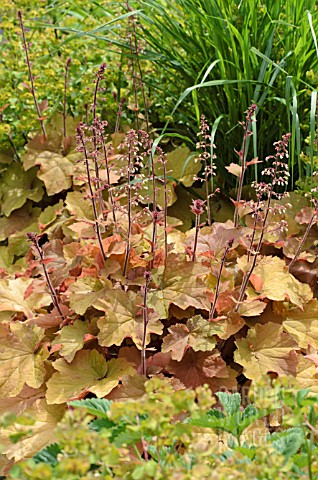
[141,271,151,376]
[76,123,107,263]
[209,238,234,320]
[27,233,65,321]
[191,199,205,261]
[234,104,257,227]
[18,10,47,138]
[235,133,291,311]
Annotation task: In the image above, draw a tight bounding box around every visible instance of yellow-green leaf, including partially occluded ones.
[94,289,163,348]
[239,256,313,307]
[283,299,318,350]
[68,277,111,315]
[235,322,299,381]
[0,399,64,461]
[36,151,74,195]
[0,277,51,318]
[46,350,135,404]
[0,322,48,398]
[52,320,90,363]
[0,163,44,216]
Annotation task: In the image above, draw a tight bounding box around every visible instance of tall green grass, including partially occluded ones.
[137,0,318,187]
[46,0,318,189]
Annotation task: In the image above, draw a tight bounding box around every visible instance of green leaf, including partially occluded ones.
[216,392,241,415]
[68,398,112,419]
[269,428,304,459]
[33,443,61,466]
[0,163,44,216]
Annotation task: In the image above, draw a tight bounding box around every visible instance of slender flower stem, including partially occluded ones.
[163,159,168,262]
[18,11,47,138]
[101,134,118,232]
[123,149,132,276]
[27,233,65,321]
[76,126,106,263]
[247,198,261,263]
[192,214,200,262]
[63,58,71,139]
[235,133,291,311]
[209,238,234,320]
[115,100,125,134]
[236,176,274,311]
[92,65,107,221]
[234,104,257,227]
[141,271,151,376]
[126,1,150,134]
[288,211,317,270]
[191,199,205,262]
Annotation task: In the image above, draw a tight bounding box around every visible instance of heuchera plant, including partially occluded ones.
[0,14,317,472]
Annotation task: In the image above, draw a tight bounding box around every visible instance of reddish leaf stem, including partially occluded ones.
[288,210,317,271]
[234,104,257,227]
[141,271,151,376]
[76,125,107,263]
[209,238,234,320]
[191,199,205,261]
[27,233,65,321]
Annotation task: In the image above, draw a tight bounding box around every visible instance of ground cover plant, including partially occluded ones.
[0,1,318,477]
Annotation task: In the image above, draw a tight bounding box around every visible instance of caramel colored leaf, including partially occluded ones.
[283,299,318,350]
[0,322,48,398]
[0,384,45,417]
[235,323,299,381]
[167,349,229,389]
[0,399,64,461]
[95,289,163,348]
[106,374,146,400]
[46,350,135,404]
[52,320,90,363]
[162,315,217,361]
